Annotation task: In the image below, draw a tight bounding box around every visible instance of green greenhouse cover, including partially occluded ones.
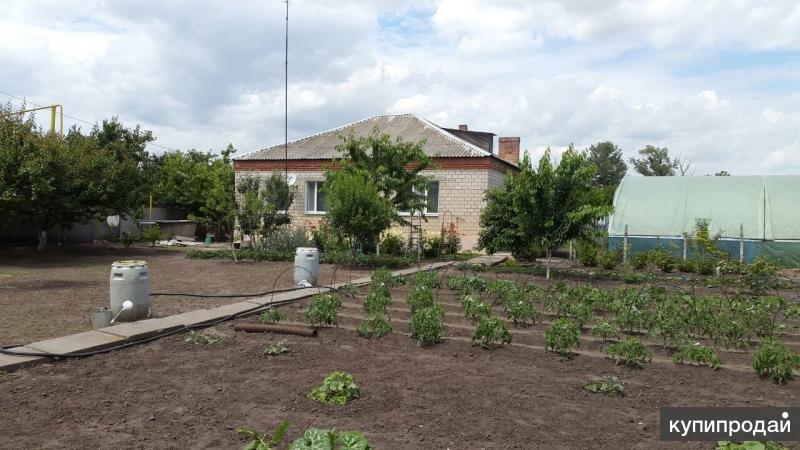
[608,175,800,240]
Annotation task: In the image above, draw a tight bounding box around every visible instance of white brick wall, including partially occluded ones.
[235,167,508,250]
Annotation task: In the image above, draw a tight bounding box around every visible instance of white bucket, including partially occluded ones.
[293,247,320,286]
[110,260,150,321]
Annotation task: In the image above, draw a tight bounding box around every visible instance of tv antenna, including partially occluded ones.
[284,0,289,181]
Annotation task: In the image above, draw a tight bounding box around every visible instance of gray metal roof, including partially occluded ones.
[236,114,494,160]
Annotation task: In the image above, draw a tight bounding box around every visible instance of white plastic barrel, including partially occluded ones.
[110,260,150,322]
[294,247,320,286]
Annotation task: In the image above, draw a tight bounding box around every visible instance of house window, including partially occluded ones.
[305,181,327,213]
[401,181,439,216]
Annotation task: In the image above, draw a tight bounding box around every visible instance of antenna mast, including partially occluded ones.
[284,0,289,181]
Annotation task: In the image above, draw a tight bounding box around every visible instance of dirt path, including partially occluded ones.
[0,244,369,344]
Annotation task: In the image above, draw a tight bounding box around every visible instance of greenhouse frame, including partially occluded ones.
[607,175,800,267]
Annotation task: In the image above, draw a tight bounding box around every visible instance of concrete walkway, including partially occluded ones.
[0,261,453,372]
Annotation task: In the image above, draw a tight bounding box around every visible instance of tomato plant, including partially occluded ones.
[606,336,651,368]
[460,292,491,321]
[752,338,800,384]
[306,293,343,327]
[356,314,392,339]
[472,316,512,348]
[591,320,621,342]
[259,307,285,324]
[672,340,722,370]
[503,290,539,326]
[545,318,580,359]
[412,270,439,289]
[409,304,445,347]
[407,285,435,313]
[363,289,391,315]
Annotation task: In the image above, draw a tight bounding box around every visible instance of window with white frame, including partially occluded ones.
[305,181,327,213]
[400,180,439,215]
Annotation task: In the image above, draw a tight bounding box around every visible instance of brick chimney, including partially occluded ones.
[458,124,468,131]
[498,137,520,165]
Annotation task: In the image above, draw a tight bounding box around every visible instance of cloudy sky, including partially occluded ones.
[2,0,800,175]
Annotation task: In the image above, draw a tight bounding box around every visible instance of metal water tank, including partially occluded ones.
[110,260,150,321]
[294,247,320,286]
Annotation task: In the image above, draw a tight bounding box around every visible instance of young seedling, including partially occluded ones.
[308,371,361,406]
[262,340,289,356]
[237,420,289,450]
[606,337,651,368]
[472,316,512,349]
[672,341,722,370]
[184,330,223,346]
[583,376,625,396]
[289,428,371,450]
[259,308,285,324]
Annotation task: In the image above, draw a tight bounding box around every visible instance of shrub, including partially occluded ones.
[409,304,444,347]
[598,252,619,270]
[472,316,512,348]
[672,340,722,370]
[184,330,223,346]
[630,252,649,270]
[447,274,487,292]
[591,320,621,342]
[379,232,405,255]
[356,314,393,339]
[752,338,800,384]
[421,233,442,258]
[363,289,391,315]
[262,340,289,356]
[306,293,343,327]
[460,293,491,321]
[695,258,715,275]
[120,232,136,248]
[578,240,598,267]
[308,371,360,406]
[261,226,313,253]
[412,270,440,289]
[237,420,289,450]
[259,308,285,324]
[545,318,580,359]
[141,224,164,246]
[504,291,539,326]
[676,259,696,273]
[583,376,624,396]
[407,285,435,313]
[606,337,651,368]
[655,253,676,273]
[744,257,778,295]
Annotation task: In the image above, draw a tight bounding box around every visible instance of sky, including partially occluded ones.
[2,0,800,175]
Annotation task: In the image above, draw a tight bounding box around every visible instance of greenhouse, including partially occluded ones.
[607,175,800,266]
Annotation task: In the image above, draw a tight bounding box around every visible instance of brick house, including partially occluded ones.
[233,114,520,250]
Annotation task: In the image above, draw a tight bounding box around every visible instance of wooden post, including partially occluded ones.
[739,223,744,263]
[623,224,628,264]
[569,240,574,261]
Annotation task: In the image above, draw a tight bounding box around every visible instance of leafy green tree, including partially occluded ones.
[235,173,294,247]
[629,145,677,176]
[334,129,433,223]
[477,172,532,259]
[513,147,611,278]
[584,141,627,186]
[323,169,394,257]
[715,170,731,176]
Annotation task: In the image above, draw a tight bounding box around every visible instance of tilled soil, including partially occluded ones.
[0,244,369,344]
[0,284,797,449]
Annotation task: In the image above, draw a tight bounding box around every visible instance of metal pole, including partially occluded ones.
[623,224,628,264]
[50,105,56,134]
[284,0,289,182]
[739,223,744,263]
[682,235,687,261]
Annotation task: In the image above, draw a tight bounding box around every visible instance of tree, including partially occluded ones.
[477,172,531,259]
[235,173,294,248]
[323,169,395,257]
[583,141,627,205]
[334,129,433,224]
[513,147,612,279]
[629,145,678,176]
[714,170,731,176]
[584,141,627,186]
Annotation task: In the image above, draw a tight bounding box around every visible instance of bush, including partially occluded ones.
[695,258,715,275]
[259,226,313,253]
[606,336,651,368]
[379,232,405,255]
[120,232,136,248]
[672,340,722,370]
[545,318,580,359]
[320,253,412,269]
[472,316,512,348]
[442,223,462,255]
[306,293,342,327]
[676,259,696,273]
[744,257,778,295]
[630,252,649,270]
[578,240,598,267]
[356,314,392,339]
[752,338,800,384]
[655,253,676,273]
[407,285,435,313]
[310,220,349,254]
[409,304,444,347]
[259,308,285,324]
[308,371,360,406]
[598,252,619,270]
[141,224,164,246]
[421,233,442,258]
